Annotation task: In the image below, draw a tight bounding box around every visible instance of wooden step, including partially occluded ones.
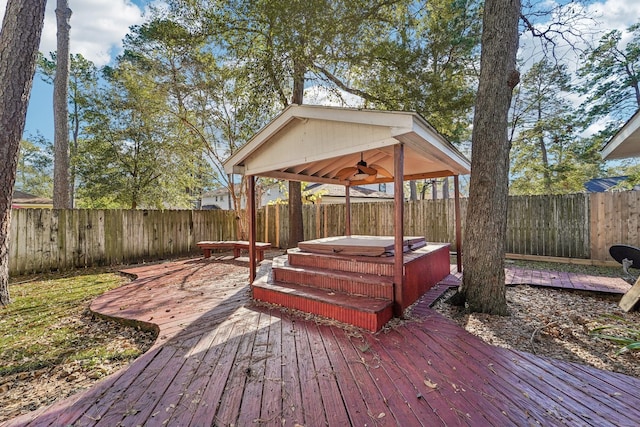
[272,256,394,300]
[286,248,395,276]
[251,278,393,332]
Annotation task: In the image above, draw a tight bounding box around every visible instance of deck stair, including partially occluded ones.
[253,244,451,332]
[252,249,395,332]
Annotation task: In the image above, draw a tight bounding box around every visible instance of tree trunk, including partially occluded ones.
[409,180,417,201]
[442,177,449,199]
[288,59,305,248]
[53,0,72,209]
[288,180,304,247]
[70,72,80,208]
[460,0,520,315]
[536,104,551,193]
[0,0,48,306]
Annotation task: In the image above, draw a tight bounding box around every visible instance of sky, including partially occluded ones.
[0,0,157,141]
[2,0,640,143]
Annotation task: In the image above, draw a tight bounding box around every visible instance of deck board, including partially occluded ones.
[258,308,283,426]
[409,318,553,425]
[163,319,235,425]
[237,311,273,426]
[307,322,352,426]
[316,324,371,426]
[4,259,639,427]
[375,328,472,426]
[118,335,202,426]
[296,318,328,425]
[189,314,252,425]
[93,344,181,427]
[210,309,262,426]
[280,316,305,425]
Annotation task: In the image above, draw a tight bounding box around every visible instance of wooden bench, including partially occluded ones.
[197,240,272,262]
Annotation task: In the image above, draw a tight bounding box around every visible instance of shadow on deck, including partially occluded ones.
[3,258,638,427]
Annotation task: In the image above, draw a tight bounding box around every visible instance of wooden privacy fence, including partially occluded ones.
[8,191,640,276]
[9,209,237,275]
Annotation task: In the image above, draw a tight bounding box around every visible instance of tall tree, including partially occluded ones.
[0,0,48,306]
[458,0,521,315]
[288,62,305,247]
[77,62,211,209]
[348,0,481,142]
[578,22,640,135]
[41,53,146,208]
[118,16,268,231]
[53,0,72,208]
[509,59,597,194]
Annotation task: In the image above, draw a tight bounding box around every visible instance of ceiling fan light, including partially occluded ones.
[352,172,369,180]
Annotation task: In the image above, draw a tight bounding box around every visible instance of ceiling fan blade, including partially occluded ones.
[358,165,378,176]
[370,164,392,178]
[363,174,377,183]
[336,166,357,180]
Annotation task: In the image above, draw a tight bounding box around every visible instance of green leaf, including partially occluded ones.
[616,342,640,355]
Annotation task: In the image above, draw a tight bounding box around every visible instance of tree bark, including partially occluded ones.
[53,0,72,208]
[442,177,449,199]
[0,0,48,306]
[536,104,552,193]
[460,0,520,315]
[409,180,417,201]
[288,60,305,248]
[288,180,304,247]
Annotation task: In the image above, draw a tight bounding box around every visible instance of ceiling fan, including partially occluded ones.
[336,153,388,182]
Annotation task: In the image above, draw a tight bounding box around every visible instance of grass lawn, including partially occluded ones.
[1,268,156,420]
[1,268,155,380]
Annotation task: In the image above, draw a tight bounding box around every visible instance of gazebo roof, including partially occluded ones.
[223,105,470,183]
[601,109,640,160]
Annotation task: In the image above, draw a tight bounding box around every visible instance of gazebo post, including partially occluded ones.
[393,144,405,316]
[248,175,256,283]
[454,174,462,273]
[345,182,351,236]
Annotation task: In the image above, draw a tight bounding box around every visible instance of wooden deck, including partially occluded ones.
[4,258,639,427]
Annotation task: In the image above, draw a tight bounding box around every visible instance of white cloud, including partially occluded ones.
[0,0,153,67]
[586,0,640,32]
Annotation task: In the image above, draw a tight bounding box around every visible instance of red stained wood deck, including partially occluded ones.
[3,258,638,427]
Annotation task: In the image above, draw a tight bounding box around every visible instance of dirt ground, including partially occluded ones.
[432,285,640,379]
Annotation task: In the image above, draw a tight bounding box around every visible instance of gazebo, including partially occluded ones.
[223,105,470,330]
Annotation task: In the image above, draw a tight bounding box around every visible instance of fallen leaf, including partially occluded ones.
[424,379,438,389]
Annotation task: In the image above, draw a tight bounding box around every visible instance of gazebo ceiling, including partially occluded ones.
[601,109,640,160]
[223,105,470,184]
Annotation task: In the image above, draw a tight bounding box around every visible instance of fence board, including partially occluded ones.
[590,191,640,261]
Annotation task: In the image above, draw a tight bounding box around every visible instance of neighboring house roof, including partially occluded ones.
[601,109,640,160]
[12,190,53,208]
[584,176,633,192]
[306,183,393,200]
[202,188,233,197]
[223,105,470,184]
